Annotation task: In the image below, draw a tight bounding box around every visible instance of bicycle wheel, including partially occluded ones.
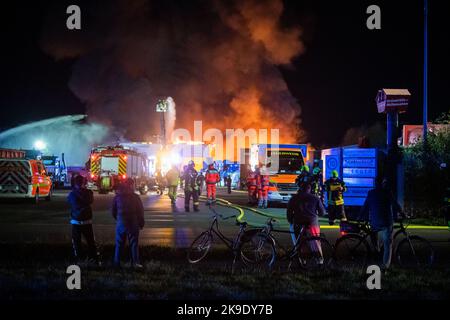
[240,233,276,270]
[187,231,213,263]
[395,235,434,268]
[294,236,334,271]
[334,234,370,270]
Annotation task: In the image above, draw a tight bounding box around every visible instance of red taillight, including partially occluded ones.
[123,156,127,160]
[122,174,127,179]
[340,231,347,236]
[91,173,96,179]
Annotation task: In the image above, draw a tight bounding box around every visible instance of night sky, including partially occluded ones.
[0,0,447,147]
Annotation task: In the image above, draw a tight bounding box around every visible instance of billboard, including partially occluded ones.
[342,148,377,206]
[403,124,450,146]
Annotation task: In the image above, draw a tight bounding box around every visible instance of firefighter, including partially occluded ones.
[226,175,232,194]
[246,168,258,205]
[155,169,166,195]
[205,163,220,204]
[196,171,205,196]
[295,165,311,190]
[310,167,324,201]
[324,170,347,225]
[257,165,270,209]
[183,160,200,212]
[165,164,180,205]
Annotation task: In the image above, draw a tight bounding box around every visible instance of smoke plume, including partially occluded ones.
[41,0,306,143]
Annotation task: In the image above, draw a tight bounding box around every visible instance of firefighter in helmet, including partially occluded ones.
[205,162,220,204]
[182,160,200,212]
[295,165,311,190]
[324,170,347,225]
[311,167,324,201]
[165,164,180,205]
[257,164,270,209]
[246,167,258,205]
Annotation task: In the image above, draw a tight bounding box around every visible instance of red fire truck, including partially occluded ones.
[89,145,153,194]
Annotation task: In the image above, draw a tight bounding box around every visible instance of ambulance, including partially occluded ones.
[0,149,53,202]
[250,144,308,205]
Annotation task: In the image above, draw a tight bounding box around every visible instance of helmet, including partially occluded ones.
[331,170,339,178]
[302,165,310,173]
[188,160,195,167]
[313,167,321,175]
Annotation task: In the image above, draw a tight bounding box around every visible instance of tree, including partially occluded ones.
[402,113,450,216]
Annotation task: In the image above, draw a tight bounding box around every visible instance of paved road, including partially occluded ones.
[1,187,449,262]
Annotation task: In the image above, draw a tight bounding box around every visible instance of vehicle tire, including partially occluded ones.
[139,187,148,195]
[395,235,434,268]
[240,233,276,271]
[293,236,335,271]
[187,231,213,264]
[334,234,370,270]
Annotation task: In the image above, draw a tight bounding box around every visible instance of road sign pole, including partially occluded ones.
[423,0,428,143]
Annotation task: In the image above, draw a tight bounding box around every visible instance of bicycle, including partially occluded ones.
[187,206,276,272]
[334,219,435,270]
[252,217,334,272]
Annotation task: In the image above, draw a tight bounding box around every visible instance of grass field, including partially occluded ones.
[1,244,449,300]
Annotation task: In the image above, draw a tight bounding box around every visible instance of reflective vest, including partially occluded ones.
[165,168,180,186]
[247,172,257,186]
[257,174,270,188]
[325,178,346,206]
[183,168,199,191]
[205,169,220,184]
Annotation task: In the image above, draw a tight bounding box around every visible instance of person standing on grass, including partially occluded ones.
[112,178,145,268]
[67,175,101,266]
[359,177,404,272]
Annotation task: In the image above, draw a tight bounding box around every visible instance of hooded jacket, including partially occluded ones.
[67,187,94,223]
[112,186,145,230]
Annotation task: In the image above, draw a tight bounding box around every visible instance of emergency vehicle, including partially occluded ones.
[250,144,308,205]
[89,145,152,194]
[0,148,53,202]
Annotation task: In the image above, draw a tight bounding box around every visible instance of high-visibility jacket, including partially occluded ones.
[257,174,270,189]
[247,172,257,186]
[324,178,346,206]
[205,169,220,184]
[165,168,180,186]
[183,167,199,191]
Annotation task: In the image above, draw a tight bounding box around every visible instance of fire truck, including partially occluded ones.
[89,145,153,194]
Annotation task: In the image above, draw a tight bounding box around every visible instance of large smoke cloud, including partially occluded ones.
[41,0,306,143]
